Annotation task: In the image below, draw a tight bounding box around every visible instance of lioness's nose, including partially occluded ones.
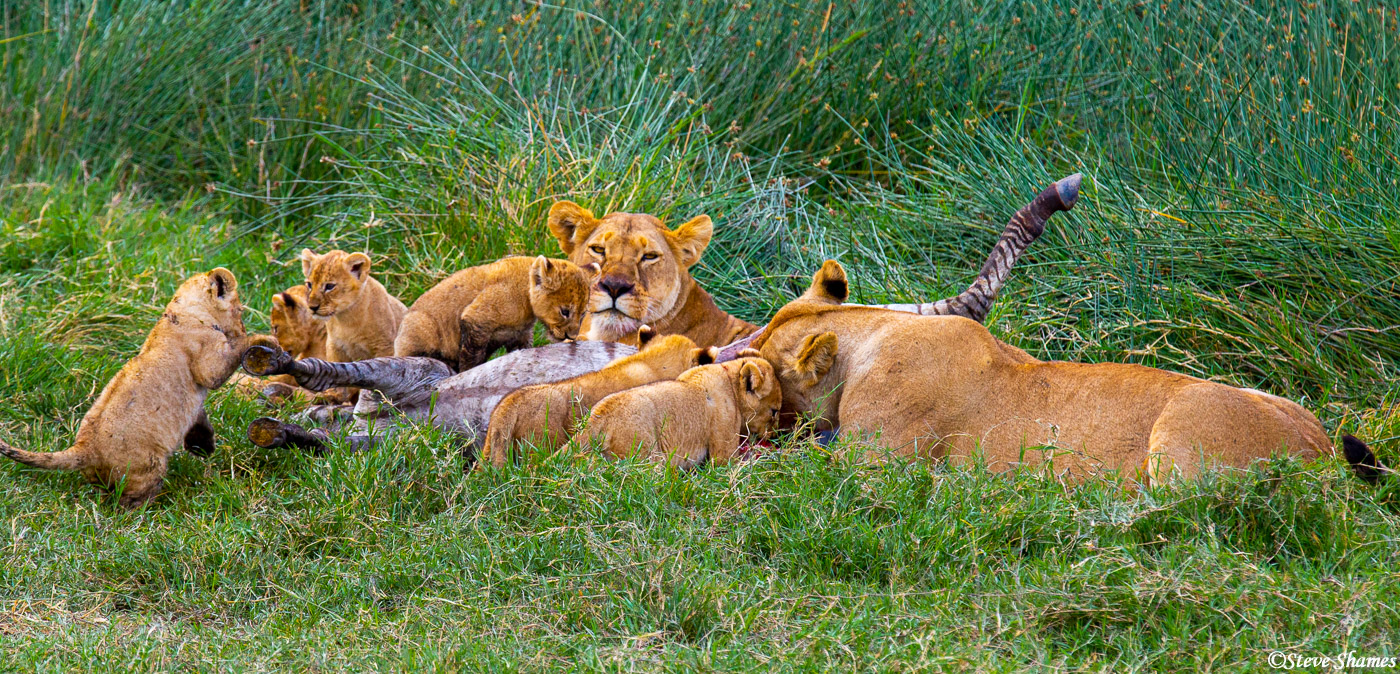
[598,276,634,300]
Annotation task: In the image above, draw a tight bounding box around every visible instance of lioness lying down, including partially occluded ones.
[753,258,1384,485]
[0,269,274,506]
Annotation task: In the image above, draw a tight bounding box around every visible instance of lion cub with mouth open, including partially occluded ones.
[483,327,714,467]
[395,255,597,372]
[572,353,782,469]
[0,268,276,507]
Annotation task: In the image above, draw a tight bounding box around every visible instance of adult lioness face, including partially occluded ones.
[547,201,712,342]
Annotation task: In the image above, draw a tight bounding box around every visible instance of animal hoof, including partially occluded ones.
[258,382,298,406]
[242,344,291,377]
[247,417,289,448]
[1053,173,1083,211]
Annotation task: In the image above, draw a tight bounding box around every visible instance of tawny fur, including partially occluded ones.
[301,248,407,402]
[229,284,328,401]
[0,269,275,507]
[484,330,714,467]
[752,261,1336,485]
[548,201,757,348]
[573,355,782,469]
[395,255,595,372]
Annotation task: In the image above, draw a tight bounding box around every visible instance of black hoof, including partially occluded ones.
[247,417,289,448]
[243,344,292,377]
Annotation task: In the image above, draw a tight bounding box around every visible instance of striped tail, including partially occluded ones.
[0,439,88,472]
[878,173,1082,322]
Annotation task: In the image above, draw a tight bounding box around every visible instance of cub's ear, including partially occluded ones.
[739,359,772,396]
[692,346,718,366]
[530,255,559,291]
[737,348,762,359]
[548,201,599,256]
[299,248,318,279]
[801,260,848,304]
[793,332,838,386]
[636,325,657,348]
[671,214,713,268]
[344,252,371,281]
[208,268,238,300]
[272,292,291,310]
[582,261,601,278]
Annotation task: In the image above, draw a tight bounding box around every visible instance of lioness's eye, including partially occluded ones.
[324,283,336,291]
[589,245,606,256]
[642,252,660,261]
[560,308,571,319]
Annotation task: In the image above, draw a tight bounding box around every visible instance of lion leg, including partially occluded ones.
[183,409,216,458]
[1142,383,1320,487]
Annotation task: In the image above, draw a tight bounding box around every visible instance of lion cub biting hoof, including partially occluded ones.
[0,268,275,507]
[301,248,407,402]
[572,353,782,469]
[483,326,714,467]
[395,255,597,372]
[230,284,329,403]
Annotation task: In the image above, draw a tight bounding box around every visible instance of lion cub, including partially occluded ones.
[573,352,782,469]
[301,248,407,402]
[0,269,274,507]
[484,327,714,467]
[395,255,597,371]
[232,284,329,402]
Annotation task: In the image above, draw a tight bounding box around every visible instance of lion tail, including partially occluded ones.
[1342,434,1390,485]
[0,438,89,472]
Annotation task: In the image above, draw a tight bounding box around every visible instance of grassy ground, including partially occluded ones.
[2,1,1400,670]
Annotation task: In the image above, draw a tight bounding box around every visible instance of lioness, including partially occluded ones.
[752,258,1364,485]
[0,269,275,506]
[483,328,715,467]
[573,354,782,469]
[548,201,756,348]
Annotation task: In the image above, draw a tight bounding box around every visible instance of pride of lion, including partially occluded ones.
[0,174,1387,506]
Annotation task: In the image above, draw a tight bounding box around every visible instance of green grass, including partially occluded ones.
[3,0,1400,670]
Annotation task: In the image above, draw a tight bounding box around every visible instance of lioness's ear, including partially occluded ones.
[693,346,718,366]
[345,252,371,281]
[739,359,770,395]
[530,255,559,291]
[636,325,657,348]
[208,268,237,300]
[299,248,318,278]
[548,201,598,256]
[794,332,838,385]
[801,260,848,304]
[671,215,713,268]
